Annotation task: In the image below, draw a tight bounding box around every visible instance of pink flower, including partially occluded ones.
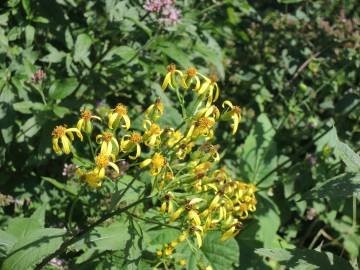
[160,5,181,25]
[144,0,164,12]
[31,69,46,83]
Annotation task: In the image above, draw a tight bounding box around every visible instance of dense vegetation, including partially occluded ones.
[0,0,359,269]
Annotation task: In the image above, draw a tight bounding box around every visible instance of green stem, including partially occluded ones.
[353,194,357,229]
[67,188,82,233]
[87,133,95,159]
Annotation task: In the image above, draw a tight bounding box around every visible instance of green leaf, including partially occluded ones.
[2,228,66,270]
[25,25,35,47]
[32,16,49,24]
[53,105,71,117]
[185,231,239,270]
[74,33,92,62]
[0,231,17,258]
[6,217,42,239]
[304,173,360,200]
[49,78,78,100]
[238,114,285,186]
[65,27,74,50]
[336,140,360,172]
[72,222,130,251]
[13,101,45,114]
[42,176,77,196]
[255,248,353,270]
[21,0,31,16]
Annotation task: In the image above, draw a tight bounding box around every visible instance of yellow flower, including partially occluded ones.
[94,153,119,178]
[96,132,119,156]
[222,101,241,135]
[160,193,174,214]
[186,116,215,140]
[183,67,201,91]
[108,103,130,130]
[52,125,83,155]
[166,129,184,147]
[76,109,101,134]
[170,198,203,224]
[156,249,163,257]
[191,225,204,248]
[145,97,164,120]
[193,143,220,162]
[178,259,187,266]
[220,221,243,241]
[143,120,163,147]
[175,142,195,160]
[162,63,185,90]
[139,152,167,176]
[77,169,102,188]
[120,131,142,160]
[197,74,220,107]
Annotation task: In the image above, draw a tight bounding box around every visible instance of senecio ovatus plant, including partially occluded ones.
[51,64,257,262]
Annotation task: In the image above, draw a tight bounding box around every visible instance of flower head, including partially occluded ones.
[94,153,119,178]
[108,103,130,130]
[52,125,83,155]
[140,152,167,176]
[77,109,101,134]
[120,131,143,160]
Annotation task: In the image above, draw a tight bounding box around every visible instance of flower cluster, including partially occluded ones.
[51,64,255,261]
[144,0,181,25]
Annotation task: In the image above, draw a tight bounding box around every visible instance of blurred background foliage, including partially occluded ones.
[0,0,359,269]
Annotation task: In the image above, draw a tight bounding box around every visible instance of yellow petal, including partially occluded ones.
[139,158,152,168]
[170,208,184,223]
[222,100,234,109]
[108,112,118,129]
[129,143,141,160]
[91,115,102,121]
[195,231,202,248]
[66,128,83,141]
[198,81,210,95]
[220,227,236,241]
[109,161,120,174]
[61,135,71,154]
[162,73,172,90]
[122,115,131,130]
[232,114,239,135]
[76,118,84,131]
[188,210,201,226]
[52,138,61,154]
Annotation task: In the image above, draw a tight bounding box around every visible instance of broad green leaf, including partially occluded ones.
[13,101,45,114]
[336,141,360,172]
[304,173,360,200]
[49,78,78,100]
[255,248,353,270]
[53,105,71,117]
[65,27,74,49]
[0,231,17,258]
[74,33,92,62]
[238,114,285,186]
[72,222,130,251]
[2,228,66,270]
[41,43,66,63]
[110,175,145,208]
[6,217,42,239]
[111,46,137,63]
[185,231,239,270]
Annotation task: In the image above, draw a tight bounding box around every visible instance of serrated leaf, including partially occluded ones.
[304,173,360,200]
[336,141,360,172]
[49,78,78,100]
[2,228,66,270]
[255,248,353,270]
[74,33,92,62]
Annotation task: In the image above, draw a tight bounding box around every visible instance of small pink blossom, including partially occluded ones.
[31,69,46,83]
[160,5,181,25]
